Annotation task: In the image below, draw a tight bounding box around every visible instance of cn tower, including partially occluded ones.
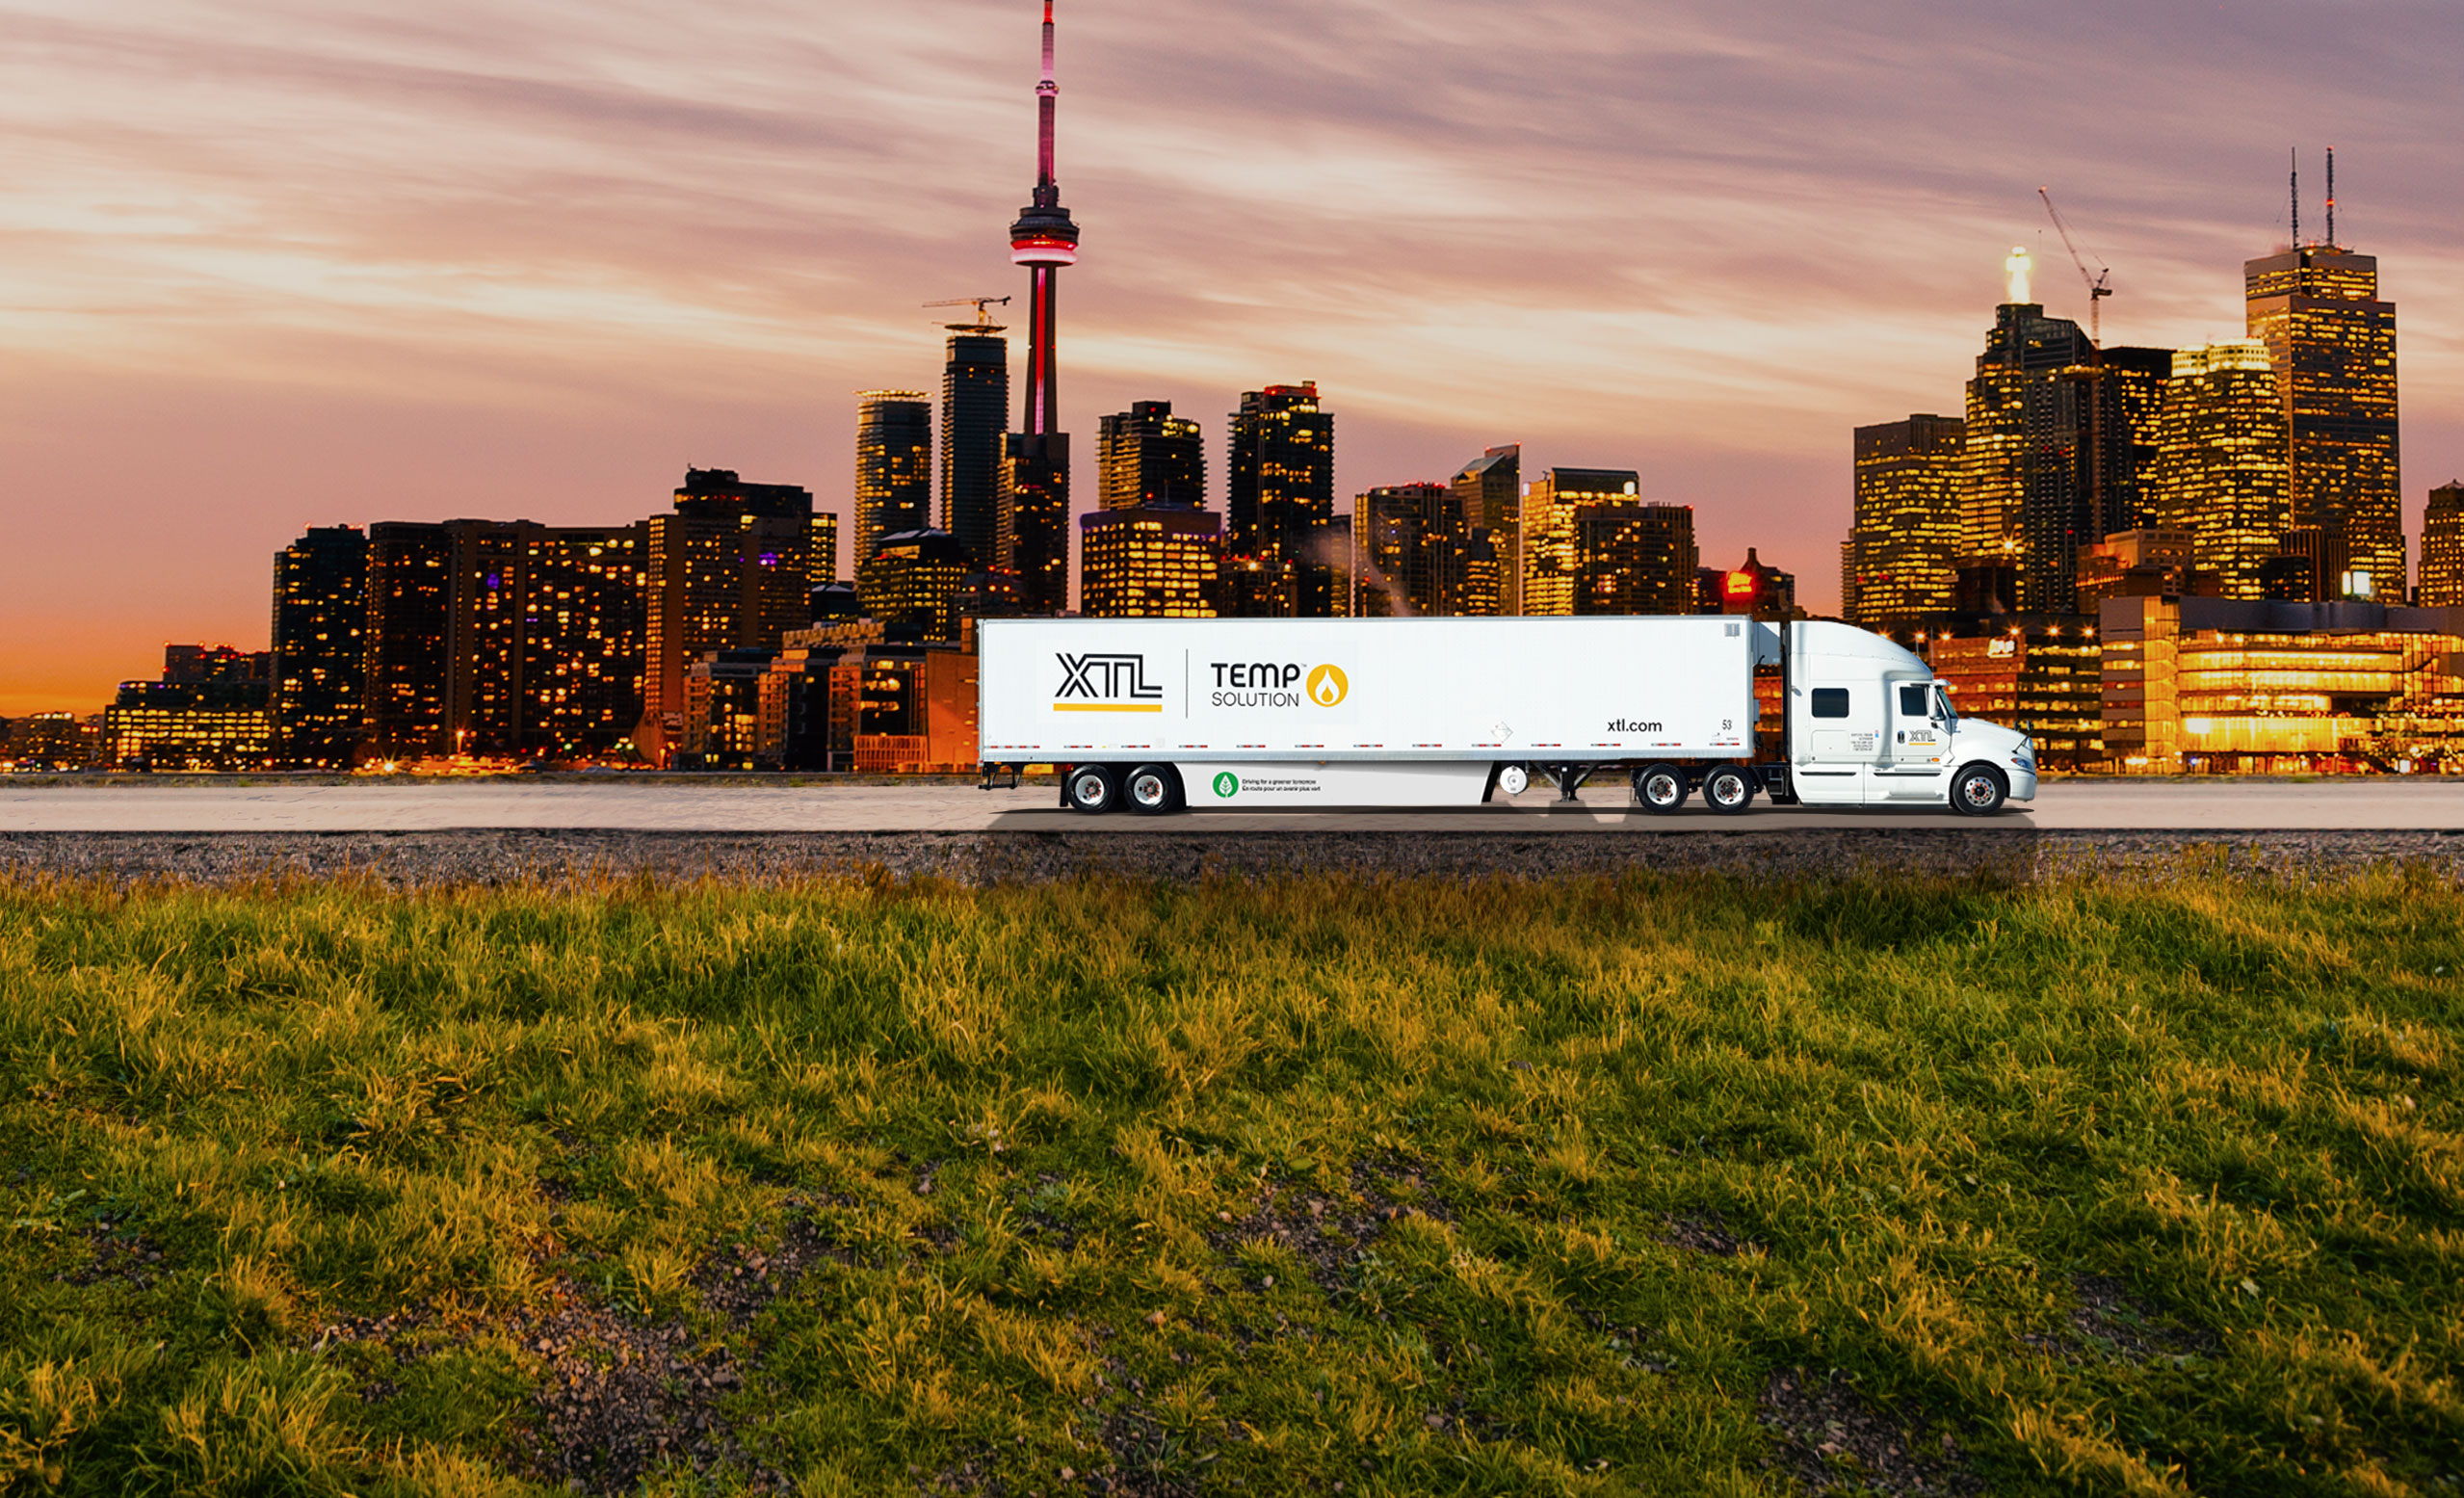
[1000,0,1077,615]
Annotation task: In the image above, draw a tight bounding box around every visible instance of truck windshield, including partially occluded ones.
[1934,686,1958,724]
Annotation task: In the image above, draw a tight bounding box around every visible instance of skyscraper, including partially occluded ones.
[1848,415,1964,625]
[642,469,815,759]
[1573,502,1696,616]
[1226,382,1339,617]
[1450,445,1519,615]
[360,518,647,763]
[1097,402,1204,511]
[854,391,932,566]
[1001,0,1080,616]
[2420,483,2464,607]
[939,315,1009,570]
[271,525,367,768]
[2147,342,2291,600]
[1353,482,1494,618]
[1521,468,1638,617]
[1961,273,2101,614]
[2244,181,2402,597]
[364,521,453,760]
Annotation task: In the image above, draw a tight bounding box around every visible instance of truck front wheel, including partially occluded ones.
[1951,763,2007,816]
[1702,765,1755,814]
[1634,763,1688,814]
[1065,764,1121,814]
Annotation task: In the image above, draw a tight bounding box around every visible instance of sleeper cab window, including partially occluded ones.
[1899,684,1930,716]
[1811,688,1850,720]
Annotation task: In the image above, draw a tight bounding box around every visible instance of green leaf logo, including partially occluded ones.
[1212,772,1239,799]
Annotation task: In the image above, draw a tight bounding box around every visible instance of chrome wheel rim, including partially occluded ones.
[1132,774,1166,807]
[1073,773,1109,808]
[1644,774,1680,806]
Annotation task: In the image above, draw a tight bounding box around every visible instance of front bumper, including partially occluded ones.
[2007,766,2038,802]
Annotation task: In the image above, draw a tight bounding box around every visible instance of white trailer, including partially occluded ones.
[977,617,2037,815]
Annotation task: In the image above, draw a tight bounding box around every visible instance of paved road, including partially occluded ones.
[0,779,2455,832]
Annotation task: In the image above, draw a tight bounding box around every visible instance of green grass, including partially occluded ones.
[0,868,2457,1496]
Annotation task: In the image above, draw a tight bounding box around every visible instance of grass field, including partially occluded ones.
[1,868,2457,1496]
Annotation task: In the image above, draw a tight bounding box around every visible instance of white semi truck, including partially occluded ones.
[977,617,2036,816]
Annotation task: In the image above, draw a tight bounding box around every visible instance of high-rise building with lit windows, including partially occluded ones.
[1353,482,1497,618]
[1097,402,1204,511]
[2147,341,2291,600]
[1451,446,1520,615]
[811,512,841,586]
[1226,382,1339,617]
[272,525,367,767]
[2419,483,2464,607]
[858,529,975,643]
[854,391,933,566]
[365,521,454,760]
[2244,235,2401,597]
[1848,415,1964,625]
[642,469,815,761]
[1961,300,2099,614]
[1080,508,1221,618]
[362,518,648,762]
[1521,468,1638,617]
[1571,501,1695,616]
[939,321,1009,570]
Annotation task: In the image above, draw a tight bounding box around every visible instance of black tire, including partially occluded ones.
[1951,763,2007,816]
[1633,762,1688,814]
[1124,763,1179,815]
[1065,763,1121,814]
[1702,765,1755,815]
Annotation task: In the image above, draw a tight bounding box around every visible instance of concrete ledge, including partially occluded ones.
[2,828,2457,887]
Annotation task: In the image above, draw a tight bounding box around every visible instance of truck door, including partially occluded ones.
[1791,679,1879,805]
[1870,678,1949,804]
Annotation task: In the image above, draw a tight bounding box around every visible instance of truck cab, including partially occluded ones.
[1780,620,2036,813]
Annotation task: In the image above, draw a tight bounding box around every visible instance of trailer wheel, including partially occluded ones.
[1634,763,1688,814]
[1065,764,1121,814]
[1951,763,2007,816]
[1125,763,1179,815]
[1702,765,1755,814]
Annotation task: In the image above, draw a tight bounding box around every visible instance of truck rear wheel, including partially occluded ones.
[1634,763,1688,814]
[1124,764,1179,815]
[1702,765,1755,814]
[1065,764,1121,814]
[1951,763,2007,816]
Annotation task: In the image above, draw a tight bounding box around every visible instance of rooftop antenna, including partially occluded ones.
[2290,147,2300,249]
[2325,145,2337,247]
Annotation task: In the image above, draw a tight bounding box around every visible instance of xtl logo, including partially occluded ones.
[1055,652,1165,711]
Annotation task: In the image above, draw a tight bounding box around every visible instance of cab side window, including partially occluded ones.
[1899,684,1930,717]
[1811,689,1849,719]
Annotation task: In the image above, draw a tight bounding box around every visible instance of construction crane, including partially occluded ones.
[2036,187,2111,344]
[924,296,1011,329]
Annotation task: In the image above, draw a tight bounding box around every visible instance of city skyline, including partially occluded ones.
[5,0,2463,714]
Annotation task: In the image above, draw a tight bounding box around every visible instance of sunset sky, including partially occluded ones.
[4,0,2460,715]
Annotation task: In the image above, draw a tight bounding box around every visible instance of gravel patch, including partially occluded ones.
[5,828,2455,887]
[1758,1367,1980,1496]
